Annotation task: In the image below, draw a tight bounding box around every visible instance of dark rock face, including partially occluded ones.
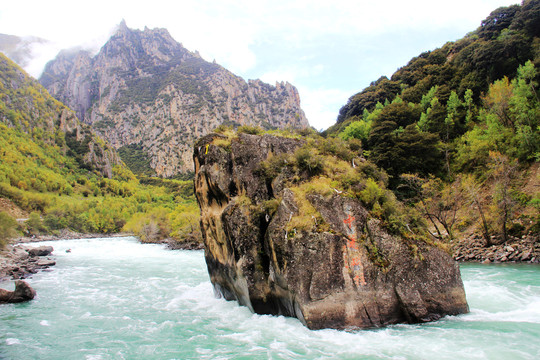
[0,280,36,304]
[194,133,469,330]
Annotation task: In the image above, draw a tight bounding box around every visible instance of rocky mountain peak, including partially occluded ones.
[40,23,309,176]
[118,19,129,33]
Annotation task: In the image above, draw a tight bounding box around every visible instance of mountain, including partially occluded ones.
[0,52,201,243]
[40,21,309,177]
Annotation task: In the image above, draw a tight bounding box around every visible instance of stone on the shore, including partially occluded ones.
[36,259,56,267]
[12,247,29,259]
[0,280,36,304]
[27,246,54,257]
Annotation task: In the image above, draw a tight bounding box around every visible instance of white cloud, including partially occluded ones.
[259,64,324,84]
[297,86,353,131]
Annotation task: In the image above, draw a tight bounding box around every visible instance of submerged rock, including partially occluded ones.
[0,280,36,304]
[194,133,469,330]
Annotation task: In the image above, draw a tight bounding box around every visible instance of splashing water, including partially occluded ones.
[1,237,539,359]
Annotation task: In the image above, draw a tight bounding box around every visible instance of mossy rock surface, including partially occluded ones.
[194,133,469,330]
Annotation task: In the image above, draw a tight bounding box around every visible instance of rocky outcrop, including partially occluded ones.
[0,280,36,304]
[27,246,53,257]
[194,133,469,330]
[40,21,309,177]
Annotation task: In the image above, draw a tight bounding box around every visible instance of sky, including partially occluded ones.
[0,0,521,130]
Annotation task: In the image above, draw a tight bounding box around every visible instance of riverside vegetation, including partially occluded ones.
[0,53,201,249]
[325,0,539,259]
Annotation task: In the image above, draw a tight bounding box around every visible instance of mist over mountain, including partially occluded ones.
[0,34,49,68]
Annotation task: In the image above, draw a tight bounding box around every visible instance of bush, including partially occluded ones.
[238,125,263,135]
[294,147,324,176]
[318,137,354,161]
[257,153,290,180]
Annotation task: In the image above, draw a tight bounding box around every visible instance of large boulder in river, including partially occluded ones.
[27,246,54,257]
[0,280,36,303]
[194,132,469,330]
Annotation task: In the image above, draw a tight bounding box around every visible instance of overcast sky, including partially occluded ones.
[0,0,520,130]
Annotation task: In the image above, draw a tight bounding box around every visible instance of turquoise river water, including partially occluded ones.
[1,237,539,360]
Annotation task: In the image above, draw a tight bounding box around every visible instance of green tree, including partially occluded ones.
[0,211,18,248]
[339,117,372,144]
[25,211,47,235]
[510,60,540,160]
[464,88,475,125]
[487,151,518,242]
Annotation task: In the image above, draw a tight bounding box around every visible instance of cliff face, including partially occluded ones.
[40,21,308,177]
[0,53,120,178]
[193,133,469,330]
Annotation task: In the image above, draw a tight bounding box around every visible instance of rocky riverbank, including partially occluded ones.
[1,231,203,281]
[1,230,129,281]
[0,244,56,281]
[15,229,132,244]
[452,234,540,264]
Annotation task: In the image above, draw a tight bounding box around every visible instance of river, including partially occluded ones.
[1,237,539,359]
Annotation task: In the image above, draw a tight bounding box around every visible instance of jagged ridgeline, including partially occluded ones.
[40,21,308,177]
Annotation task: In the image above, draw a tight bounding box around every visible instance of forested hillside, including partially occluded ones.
[327,0,539,255]
[0,53,200,247]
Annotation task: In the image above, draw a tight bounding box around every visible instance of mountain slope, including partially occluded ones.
[0,53,120,178]
[329,0,540,134]
[40,21,309,177]
[0,53,201,243]
[326,0,539,254]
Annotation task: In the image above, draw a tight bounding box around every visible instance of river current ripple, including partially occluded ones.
[1,237,539,359]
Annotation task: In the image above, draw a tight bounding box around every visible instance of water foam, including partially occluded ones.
[1,238,539,360]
